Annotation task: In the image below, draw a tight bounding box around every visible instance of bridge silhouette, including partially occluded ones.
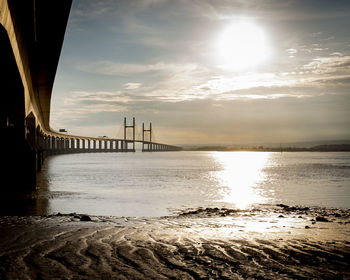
[44,117,181,156]
[0,0,180,190]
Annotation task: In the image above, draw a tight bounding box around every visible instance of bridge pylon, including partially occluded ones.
[142,122,152,152]
[123,117,135,152]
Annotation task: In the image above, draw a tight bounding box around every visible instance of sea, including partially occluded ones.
[25,151,350,217]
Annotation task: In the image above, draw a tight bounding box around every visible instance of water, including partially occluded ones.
[28,151,350,216]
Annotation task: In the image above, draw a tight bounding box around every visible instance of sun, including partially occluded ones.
[215,20,270,71]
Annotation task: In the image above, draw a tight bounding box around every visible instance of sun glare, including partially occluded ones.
[212,152,270,209]
[215,20,270,71]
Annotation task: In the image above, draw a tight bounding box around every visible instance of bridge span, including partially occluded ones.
[0,0,180,190]
[40,117,181,157]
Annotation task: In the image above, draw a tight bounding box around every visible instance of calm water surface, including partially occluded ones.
[33,151,350,217]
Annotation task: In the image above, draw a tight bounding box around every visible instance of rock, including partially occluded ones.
[80,215,92,221]
[277,204,289,208]
[316,216,329,222]
[278,215,284,218]
[305,225,310,229]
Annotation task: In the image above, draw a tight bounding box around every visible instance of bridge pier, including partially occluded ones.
[97,140,101,152]
[59,138,64,154]
[69,138,74,153]
[56,137,60,154]
[82,139,85,152]
[51,137,56,154]
[87,140,90,152]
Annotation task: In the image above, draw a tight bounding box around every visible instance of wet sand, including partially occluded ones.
[0,205,349,279]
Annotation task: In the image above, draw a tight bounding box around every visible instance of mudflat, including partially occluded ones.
[0,205,349,279]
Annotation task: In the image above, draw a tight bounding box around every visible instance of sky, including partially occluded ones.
[50,0,350,146]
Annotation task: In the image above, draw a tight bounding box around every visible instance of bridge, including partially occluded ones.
[44,117,181,155]
[0,0,180,190]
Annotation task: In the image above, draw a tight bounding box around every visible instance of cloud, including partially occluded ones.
[302,55,350,74]
[53,91,130,123]
[124,82,142,90]
[72,0,116,20]
[74,53,350,107]
[78,61,198,76]
[179,0,350,23]
[67,91,131,103]
[77,58,350,104]
[286,48,298,54]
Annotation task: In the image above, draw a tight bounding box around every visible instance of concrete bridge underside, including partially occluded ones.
[1,0,72,190]
[0,0,180,191]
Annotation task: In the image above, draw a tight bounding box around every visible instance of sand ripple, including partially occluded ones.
[0,205,349,279]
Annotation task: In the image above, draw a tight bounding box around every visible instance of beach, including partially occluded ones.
[1,204,349,279]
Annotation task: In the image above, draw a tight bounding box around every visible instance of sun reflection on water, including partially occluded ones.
[211,152,271,209]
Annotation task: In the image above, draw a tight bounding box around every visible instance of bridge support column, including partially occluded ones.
[87,139,91,152]
[57,137,61,154]
[69,138,74,153]
[93,140,96,152]
[55,137,60,154]
[46,136,50,155]
[57,138,61,154]
[76,139,80,153]
[35,129,44,170]
[48,136,52,154]
[52,137,56,154]
[115,140,119,152]
[43,136,49,156]
[60,138,65,153]
[64,138,68,153]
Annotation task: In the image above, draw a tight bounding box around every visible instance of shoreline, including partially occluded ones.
[1,205,349,279]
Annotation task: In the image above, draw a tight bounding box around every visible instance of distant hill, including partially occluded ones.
[185,142,350,152]
[180,140,350,150]
[272,140,350,148]
[310,144,350,151]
